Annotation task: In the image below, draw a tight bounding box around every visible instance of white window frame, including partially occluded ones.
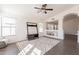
[0,16,16,37]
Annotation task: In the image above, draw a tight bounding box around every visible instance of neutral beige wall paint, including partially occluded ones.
[63,19,78,35]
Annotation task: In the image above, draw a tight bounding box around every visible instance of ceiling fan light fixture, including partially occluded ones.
[34,4,53,14]
[44,11,47,14]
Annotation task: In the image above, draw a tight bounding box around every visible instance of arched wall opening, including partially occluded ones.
[63,13,79,41]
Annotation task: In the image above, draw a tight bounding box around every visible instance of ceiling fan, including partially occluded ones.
[34,4,53,14]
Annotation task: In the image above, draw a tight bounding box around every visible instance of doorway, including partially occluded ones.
[63,13,79,42]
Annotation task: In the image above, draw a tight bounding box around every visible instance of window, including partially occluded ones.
[0,16,16,36]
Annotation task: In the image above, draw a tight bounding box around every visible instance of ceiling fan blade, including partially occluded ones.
[34,7,41,9]
[45,9,53,11]
[34,4,53,14]
[42,4,47,7]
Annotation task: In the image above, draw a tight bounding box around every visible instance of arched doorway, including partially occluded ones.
[63,13,79,42]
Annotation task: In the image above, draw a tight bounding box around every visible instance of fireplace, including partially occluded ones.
[26,22,39,40]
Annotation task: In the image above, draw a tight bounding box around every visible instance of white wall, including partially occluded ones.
[16,18,26,42]
[16,5,79,42]
[1,5,79,43]
[0,17,45,44]
[77,21,79,42]
[58,19,64,39]
[15,5,79,43]
[16,17,45,42]
[5,36,16,44]
[0,16,46,44]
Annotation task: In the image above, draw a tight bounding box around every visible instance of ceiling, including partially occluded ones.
[0,4,78,21]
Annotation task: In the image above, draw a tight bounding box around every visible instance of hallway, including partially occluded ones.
[45,34,79,55]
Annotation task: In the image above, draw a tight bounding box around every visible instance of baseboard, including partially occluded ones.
[8,39,26,44]
[65,34,77,36]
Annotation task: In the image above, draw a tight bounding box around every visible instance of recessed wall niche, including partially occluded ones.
[45,20,58,39]
[46,20,58,30]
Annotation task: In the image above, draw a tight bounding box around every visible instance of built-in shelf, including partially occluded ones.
[44,34,58,38]
[44,20,58,39]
